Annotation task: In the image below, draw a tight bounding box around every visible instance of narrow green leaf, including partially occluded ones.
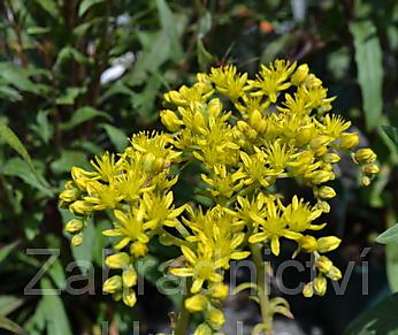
[60,106,111,131]
[79,0,104,16]
[0,122,34,170]
[56,87,86,105]
[344,293,398,334]
[1,158,53,196]
[101,124,128,151]
[0,63,41,95]
[71,222,96,275]
[50,150,89,174]
[0,296,24,316]
[349,0,383,130]
[156,0,183,61]
[40,278,72,335]
[376,224,398,244]
[30,110,54,144]
[32,0,60,19]
[197,39,215,71]
[382,126,398,147]
[0,241,19,264]
[0,315,26,334]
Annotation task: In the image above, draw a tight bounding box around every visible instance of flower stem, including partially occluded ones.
[174,279,192,335]
[251,243,272,334]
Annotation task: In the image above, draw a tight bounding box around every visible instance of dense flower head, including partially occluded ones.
[59,60,379,333]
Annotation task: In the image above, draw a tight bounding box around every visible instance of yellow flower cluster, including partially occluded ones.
[59,60,378,334]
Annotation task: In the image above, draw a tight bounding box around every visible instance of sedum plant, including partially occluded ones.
[59,60,379,334]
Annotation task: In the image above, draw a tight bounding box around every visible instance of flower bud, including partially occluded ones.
[354,148,377,164]
[322,153,341,164]
[315,200,330,213]
[160,110,182,132]
[317,236,341,253]
[209,283,229,300]
[317,186,336,199]
[310,135,331,150]
[122,289,137,307]
[300,235,318,252]
[103,275,122,293]
[194,323,213,335]
[296,127,313,146]
[59,188,80,203]
[122,267,137,288]
[143,153,156,172]
[185,294,208,312]
[313,276,327,296]
[327,266,342,280]
[362,164,380,175]
[291,64,309,86]
[69,200,92,215]
[64,219,84,234]
[302,282,314,298]
[105,252,130,269]
[130,241,148,258]
[308,170,334,184]
[71,233,83,247]
[340,132,359,149]
[361,176,371,187]
[316,256,333,273]
[207,308,225,329]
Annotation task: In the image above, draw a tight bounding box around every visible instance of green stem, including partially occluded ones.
[174,279,192,335]
[251,243,272,334]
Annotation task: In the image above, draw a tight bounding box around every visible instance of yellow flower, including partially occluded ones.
[103,206,149,253]
[170,245,224,293]
[283,196,324,232]
[248,59,296,102]
[249,198,302,256]
[90,152,122,182]
[142,191,186,229]
[209,65,248,101]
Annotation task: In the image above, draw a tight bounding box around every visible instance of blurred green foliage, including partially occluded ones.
[1,0,398,334]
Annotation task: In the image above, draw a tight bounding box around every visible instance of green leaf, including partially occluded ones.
[386,242,398,293]
[349,0,383,131]
[382,126,398,147]
[0,121,34,170]
[1,158,53,196]
[60,106,111,131]
[50,150,89,174]
[376,224,398,244]
[0,315,26,335]
[0,296,24,316]
[197,11,212,38]
[40,278,73,335]
[54,47,90,68]
[30,110,54,144]
[56,87,86,105]
[381,211,398,293]
[71,221,96,275]
[32,0,60,19]
[0,241,19,264]
[101,124,128,151]
[344,293,398,335]
[156,0,183,61]
[79,0,104,16]
[197,39,215,71]
[0,63,41,95]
